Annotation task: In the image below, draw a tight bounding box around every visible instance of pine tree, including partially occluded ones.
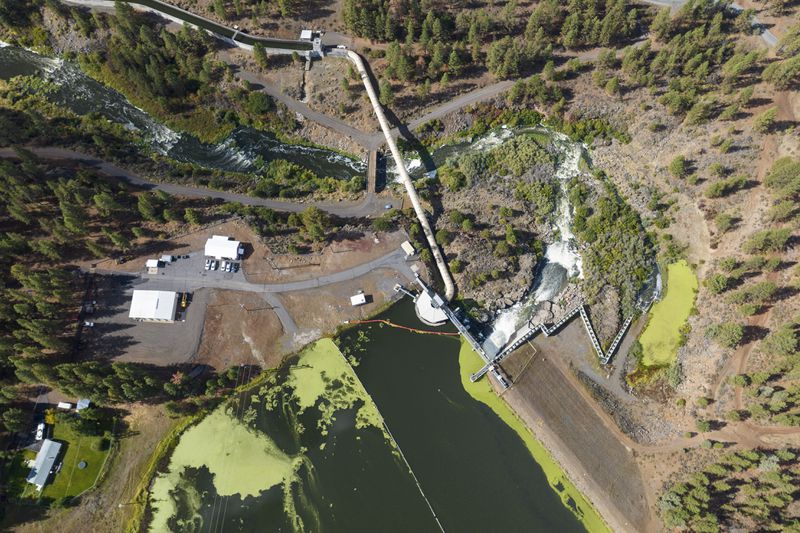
[448,49,462,76]
[379,78,394,106]
[254,42,269,70]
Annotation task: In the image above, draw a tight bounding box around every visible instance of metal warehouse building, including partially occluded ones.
[128,290,179,323]
[204,235,244,260]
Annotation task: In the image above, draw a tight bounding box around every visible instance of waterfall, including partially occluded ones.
[482,133,586,356]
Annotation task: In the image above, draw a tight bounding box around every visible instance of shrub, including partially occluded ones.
[754,106,778,133]
[743,228,791,253]
[714,212,735,233]
[669,155,688,178]
[708,322,744,348]
[705,274,729,294]
[696,419,711,432]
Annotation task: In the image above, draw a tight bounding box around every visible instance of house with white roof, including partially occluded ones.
[128,290,179,323]
[26,438,62,491]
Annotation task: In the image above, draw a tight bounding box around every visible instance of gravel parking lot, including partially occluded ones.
[81,271,209,366]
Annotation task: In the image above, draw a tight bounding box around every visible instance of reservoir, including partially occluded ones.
[342,301,587,532]
[146,300,589,532]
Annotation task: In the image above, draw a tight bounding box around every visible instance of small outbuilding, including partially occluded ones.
[76,399,91,411]
[129,290,179,323]
[401,241,415,257]
[56,402,73,410]
[350,292,367,306]
[145,259,160,274]
[205,235,243,260]
[26,438,62,491]
[299,29,313,41]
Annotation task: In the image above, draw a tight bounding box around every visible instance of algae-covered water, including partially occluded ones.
[342,301,597,532]
[148,339,438,532]
[149,303,599,532]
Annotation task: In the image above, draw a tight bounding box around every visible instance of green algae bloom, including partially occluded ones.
[640,260,698,367]
[458,342,610,533]
[284,338,386,434]
[148,339,390,532]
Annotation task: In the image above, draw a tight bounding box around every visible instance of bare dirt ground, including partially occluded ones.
[194,289,284,370]
[243,229,407,284]
[8,404,178,533]
[276,267,408,336]
[500,341,653,533]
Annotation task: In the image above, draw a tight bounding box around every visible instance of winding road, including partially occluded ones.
[0,147,397,218]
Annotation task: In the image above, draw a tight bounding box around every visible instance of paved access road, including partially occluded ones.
[124,248,416,295]
[0,147,397,218]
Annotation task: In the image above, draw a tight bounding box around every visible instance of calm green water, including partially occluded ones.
[341,301,585,532]
[148,300,586,532]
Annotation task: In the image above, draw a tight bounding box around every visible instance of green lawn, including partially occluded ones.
[640,260,698,367]
[41,423,110,501]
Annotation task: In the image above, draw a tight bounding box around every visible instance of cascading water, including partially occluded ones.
[482,133,586,357]
[0,45,365,179]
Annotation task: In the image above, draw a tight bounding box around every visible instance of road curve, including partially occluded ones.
[0,147,397,218]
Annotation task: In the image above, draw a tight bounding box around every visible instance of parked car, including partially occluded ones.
[204,259,211,270]
[225,262,232,272]
[83,321,94,328]
[212,260,219,270]
[232,263,239,273]
[35,423,45,441]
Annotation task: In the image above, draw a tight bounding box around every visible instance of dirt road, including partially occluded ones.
[0,147,397,218]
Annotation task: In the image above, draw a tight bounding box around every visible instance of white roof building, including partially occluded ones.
[56,402,73,410]
[299,29,313,40]
[204,235,243,260]
[145,259,160,274]
[129,290,179,322]
[350,293,367,306]
[401,241,415,256]
[27,438,62,491]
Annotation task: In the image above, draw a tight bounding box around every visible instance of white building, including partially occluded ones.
[145,259,160,274]
[299,29,313,41]
[401,241,415,257]
[350,293,367,306]
[204,235,243,260]
[27,438,62,491]
[129,290,179,323]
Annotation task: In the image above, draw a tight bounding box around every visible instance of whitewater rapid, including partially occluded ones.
[482,133,586,356]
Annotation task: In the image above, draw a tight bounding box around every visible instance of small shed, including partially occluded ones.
[76,399,91,411]
[299,29,313,41]
[56,402,73,410]
[350,293,367,306]
[145,259,160,274]
[401,241,415,256]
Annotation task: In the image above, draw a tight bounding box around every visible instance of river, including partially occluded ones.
[0,45,365,179]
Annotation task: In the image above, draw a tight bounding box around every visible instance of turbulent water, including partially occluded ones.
[398,127,586,356]
[0,45,366,178]
[482,134,585,355]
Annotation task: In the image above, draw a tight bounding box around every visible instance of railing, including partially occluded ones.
[471,303,635,382]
